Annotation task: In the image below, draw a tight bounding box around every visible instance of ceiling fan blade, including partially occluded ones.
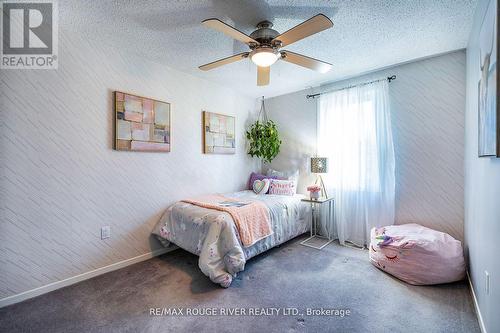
[202,18,259,45]
[257,66,270,86]
[280,51,332,73]
[199,52,249,71]
[272,14,333,47]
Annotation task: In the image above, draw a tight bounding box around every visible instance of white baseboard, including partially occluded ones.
[467,271,487,333]
[0,247,172,308]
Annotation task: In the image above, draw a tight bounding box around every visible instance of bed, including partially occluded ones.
[152,190,311,287]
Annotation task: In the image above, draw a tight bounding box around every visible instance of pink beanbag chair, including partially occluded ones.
[369,224,465,285]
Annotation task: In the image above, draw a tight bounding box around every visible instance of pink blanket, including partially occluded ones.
[181,194,272,247]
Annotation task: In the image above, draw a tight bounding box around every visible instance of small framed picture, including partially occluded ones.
[202,111,235,154]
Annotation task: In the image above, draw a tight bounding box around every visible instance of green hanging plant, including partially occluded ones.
[246,98,281,164]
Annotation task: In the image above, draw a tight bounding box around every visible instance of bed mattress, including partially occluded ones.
[152,190,311,287]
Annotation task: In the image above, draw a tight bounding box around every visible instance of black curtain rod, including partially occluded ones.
[306,75,397,99]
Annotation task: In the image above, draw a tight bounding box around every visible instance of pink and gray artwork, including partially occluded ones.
[203,111,235,154]
[114,91,171,152]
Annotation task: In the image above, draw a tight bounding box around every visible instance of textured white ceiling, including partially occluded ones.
[61,0,477,98]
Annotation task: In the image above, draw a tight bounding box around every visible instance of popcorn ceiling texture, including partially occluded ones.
[61,0,477,97]
[0,30,259,300]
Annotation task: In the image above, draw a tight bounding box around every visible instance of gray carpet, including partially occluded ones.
[0,235,480,333]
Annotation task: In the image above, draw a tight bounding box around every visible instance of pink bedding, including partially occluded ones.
[182,194,272,247]
[369,224,465,285]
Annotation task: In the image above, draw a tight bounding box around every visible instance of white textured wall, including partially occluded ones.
[265,51,466,241]
[0,30,259,300]
[464,0,500,331]
[264,92,317,194]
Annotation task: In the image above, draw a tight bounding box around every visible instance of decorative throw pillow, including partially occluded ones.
[268,179,296,196]
[248,172,277,191]
[252,179,270,195]
[266,168,284,178]
[267,168,299,180]
[266,169,299,193]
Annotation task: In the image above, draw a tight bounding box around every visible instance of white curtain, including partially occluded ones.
[317,80,395,247]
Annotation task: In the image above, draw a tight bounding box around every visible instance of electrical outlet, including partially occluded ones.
[101,226,111,240]
[485,271,490,295]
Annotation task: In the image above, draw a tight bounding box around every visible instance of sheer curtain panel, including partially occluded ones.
[317,80,395,247]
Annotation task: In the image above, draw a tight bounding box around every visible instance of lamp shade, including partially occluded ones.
[311,157,328,173]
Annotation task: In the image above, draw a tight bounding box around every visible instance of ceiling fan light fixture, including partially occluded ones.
[250,48,279,67]
[199,14,334,86]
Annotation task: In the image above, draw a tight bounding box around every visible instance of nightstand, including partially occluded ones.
[300,197,335,250]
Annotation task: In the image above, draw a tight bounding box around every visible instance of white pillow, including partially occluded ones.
[268,179,296,196]
[266,168,285,178]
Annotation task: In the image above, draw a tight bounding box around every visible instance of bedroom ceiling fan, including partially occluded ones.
[198,14,334,86]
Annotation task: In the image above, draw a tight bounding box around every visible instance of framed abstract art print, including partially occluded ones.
[114,91,171,152]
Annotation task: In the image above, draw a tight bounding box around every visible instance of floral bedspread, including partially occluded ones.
[152,190,310,287]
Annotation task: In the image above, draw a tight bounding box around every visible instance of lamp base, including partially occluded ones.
[315,175,328,199]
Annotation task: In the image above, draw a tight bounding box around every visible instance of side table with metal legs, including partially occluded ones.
[300,197,335,250]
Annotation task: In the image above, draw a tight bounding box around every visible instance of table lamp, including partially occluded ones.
[310,157,328,198]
